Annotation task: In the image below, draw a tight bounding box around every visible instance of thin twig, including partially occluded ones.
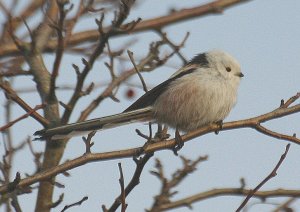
[61,0,136,124]
[107,153,153,211]
[77,40,169,121]
[0,104,45,131]
[280,92,300,108]
[49,0,68,101]
[61,196,88,212]
[0,96,300,195]
[159,188,300,211]
[10,192,22,212]
[0,0,251,58]
[236,144,291,212]
[82,131,96,154]
[273,197,296,212]
[0,81,49,126]
[127,50,148,92]
[118,163,127,212]
[157,30,189,64]
[49,193,64,209]
[149,156,208,211]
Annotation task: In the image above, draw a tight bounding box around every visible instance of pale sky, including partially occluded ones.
[1,0,300,211]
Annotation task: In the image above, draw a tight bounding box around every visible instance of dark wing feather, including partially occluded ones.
[124,67,196,112]
[187,53,209,67]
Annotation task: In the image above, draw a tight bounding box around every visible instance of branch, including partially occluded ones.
[77,40,168,121]
[61,0,136,124]
[0,104,45,131]
[82,131,96,154]
[0,94,300,194]
[118,163,127,212]
[0,81,49,126]
[273,197,296,212]
[149,155,208,211]
[127,50,148,92]
[158,188,300,211]
[10,192,22,212]
[61,196,88,212]
[0,0,45,41]
[236,144,291,211]
[0,0,252,58]
[107,153,153,211]
[48,0,69,101]
[156,30,189,64]
[32,0,59,51]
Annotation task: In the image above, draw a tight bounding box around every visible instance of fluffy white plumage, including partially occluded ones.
[153,50,242,131]
[34,50,243,140]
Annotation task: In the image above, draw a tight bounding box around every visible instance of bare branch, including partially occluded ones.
[10,192,22,212]
[157,30,189,64]
[280,92,300,108]
[273,197,296,212]
[127,50,148,92]
[236,144,291,211]
[0,104,45,131]
[159,188,300,211]
[48,193,64,209]
[118,163,127,212]
[82,131,96,154]
[0,0,252,58]
[61,0,137,124]
[149,156,208,211]
[107,153,153,211]
[61,196,88,212]
[49,0,69,101]
[0,81,49,126]
[77,40,169,121]
[1,96,300,194]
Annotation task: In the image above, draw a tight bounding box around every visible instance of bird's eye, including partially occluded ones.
[226,67,231,72]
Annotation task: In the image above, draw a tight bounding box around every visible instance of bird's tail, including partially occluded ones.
[34,107,153,140]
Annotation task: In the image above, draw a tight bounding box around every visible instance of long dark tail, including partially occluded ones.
[34,107,153,140]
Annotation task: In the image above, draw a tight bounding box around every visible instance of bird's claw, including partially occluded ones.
[214,120,223,135]
[172,129,184,156]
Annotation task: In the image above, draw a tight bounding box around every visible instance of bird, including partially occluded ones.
[34,50,243,140]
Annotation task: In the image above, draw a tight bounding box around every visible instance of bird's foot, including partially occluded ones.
[172,129,184,156]
[214,120,223,135]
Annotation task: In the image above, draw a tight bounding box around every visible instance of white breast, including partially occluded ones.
[153,70,238,131]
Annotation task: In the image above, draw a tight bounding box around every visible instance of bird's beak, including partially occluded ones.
[236,72,244,78]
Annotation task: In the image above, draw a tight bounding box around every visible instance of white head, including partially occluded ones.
[205,50,243,87]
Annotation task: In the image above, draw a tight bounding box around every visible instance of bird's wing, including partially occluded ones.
[124,65,197,112]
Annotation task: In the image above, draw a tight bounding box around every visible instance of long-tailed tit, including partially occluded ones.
[35,50,244,140]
